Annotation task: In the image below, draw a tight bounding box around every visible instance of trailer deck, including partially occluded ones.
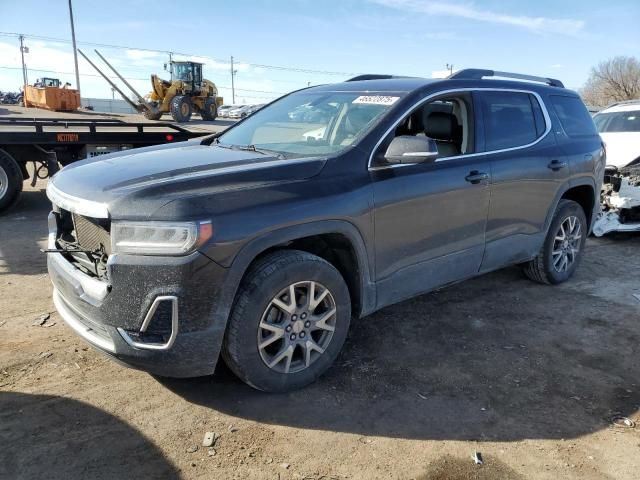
[0,106,235,212]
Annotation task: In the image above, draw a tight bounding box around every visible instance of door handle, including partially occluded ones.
[547,160,568,171]
[465,171,489,184]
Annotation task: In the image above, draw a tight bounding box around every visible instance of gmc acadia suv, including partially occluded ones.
[46,69,605,392]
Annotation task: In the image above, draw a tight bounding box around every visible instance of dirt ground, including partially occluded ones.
[1,183,639,480]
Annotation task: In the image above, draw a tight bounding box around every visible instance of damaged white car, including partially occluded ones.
[592,100,640,236]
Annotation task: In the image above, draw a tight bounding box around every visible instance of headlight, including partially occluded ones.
[111,221,213,256]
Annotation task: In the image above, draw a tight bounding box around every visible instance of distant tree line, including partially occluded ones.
[581,56,640,107]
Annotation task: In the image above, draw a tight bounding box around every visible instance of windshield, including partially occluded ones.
[217,91,404,157]
[173,63,192,82]
[594,110,640,132]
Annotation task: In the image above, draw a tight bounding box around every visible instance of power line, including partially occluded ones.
[0,31,358,77]
[0,65,288,95]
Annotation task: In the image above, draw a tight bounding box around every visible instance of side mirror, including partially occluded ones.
[384,135,439,164]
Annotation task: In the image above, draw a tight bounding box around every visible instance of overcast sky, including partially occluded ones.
[1,0,638,101]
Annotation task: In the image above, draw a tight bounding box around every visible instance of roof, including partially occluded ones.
[600,101,640,113]
[311,77,436,93]
[308,69,569,95]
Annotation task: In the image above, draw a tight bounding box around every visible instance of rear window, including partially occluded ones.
[478,91,543,151]
[550,95,597,136]
[594,110,640,133]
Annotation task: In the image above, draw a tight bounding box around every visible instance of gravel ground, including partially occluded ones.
[1,183,639,480]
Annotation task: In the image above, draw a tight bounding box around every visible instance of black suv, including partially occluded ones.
[46,69,604,392]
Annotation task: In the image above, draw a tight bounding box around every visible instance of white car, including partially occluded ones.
[592,101,640,236]
[217,105,236,118]
[594,101,640,168]
[228,105,251,119]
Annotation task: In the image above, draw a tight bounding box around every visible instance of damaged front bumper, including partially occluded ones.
[593,166,640,236]
[46,211,232,378]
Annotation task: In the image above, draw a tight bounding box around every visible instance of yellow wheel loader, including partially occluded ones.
[78,49,223,123]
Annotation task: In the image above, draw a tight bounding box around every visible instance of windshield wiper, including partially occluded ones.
[236,144,285,159]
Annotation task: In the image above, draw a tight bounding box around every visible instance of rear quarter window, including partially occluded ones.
[550,95,597,137]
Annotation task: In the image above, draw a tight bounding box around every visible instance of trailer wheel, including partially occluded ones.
[200,98,217,121]
[170,96,192,123]
[0,149,23,214]
[143,109,163,120]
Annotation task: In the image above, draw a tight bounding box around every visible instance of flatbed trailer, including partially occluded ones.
[0,114,212,213]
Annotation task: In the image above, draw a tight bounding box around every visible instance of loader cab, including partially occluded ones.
[35,78,61,88]
[172,62,203,92]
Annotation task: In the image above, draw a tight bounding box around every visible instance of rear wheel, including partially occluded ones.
[523,199,587,284]
[200,98,217,121]
[0,150,23,214]
[170,95,192,123]
[222,250,351,392]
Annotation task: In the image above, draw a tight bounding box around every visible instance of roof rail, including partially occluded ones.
[346,74,412,81]
[449,69,565,88]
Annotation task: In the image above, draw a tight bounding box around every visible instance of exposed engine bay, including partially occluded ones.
[593,165,640,236]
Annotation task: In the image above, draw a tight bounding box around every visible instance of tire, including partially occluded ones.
[523,199,587,285]
[170,95,192,123]
[200,98,217,121]
[143,109,163,120]
[222,250,351,392]
[0,149,23,214]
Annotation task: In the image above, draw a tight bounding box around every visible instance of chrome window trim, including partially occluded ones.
[368,87,552,171]
[117,295,178,351]
[47,180,110,219]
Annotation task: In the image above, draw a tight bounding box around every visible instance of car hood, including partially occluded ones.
[47,141,326,219]
[600,132,640,168]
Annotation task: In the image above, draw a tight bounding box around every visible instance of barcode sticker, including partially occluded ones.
[352,95,400,106]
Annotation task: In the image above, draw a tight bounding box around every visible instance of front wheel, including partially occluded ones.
[523,199,587,284]
[170,95,192,123]
[222,250,351,392]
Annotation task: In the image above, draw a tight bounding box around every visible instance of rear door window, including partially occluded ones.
[478,91,541,151]
[550,95,598,136]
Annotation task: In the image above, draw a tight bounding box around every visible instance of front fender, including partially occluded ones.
[218,220,376,318]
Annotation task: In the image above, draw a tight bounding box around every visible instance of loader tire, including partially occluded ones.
[200,98,217,121]
[170,96,192,123]
[0,149,23,214]
[143,109,163,120]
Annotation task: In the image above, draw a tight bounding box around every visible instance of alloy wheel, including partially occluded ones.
[257,281,337,374]
[552,215,582,273]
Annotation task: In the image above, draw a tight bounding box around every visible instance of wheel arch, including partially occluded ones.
[224,221,376,320]
[544,178,597,233]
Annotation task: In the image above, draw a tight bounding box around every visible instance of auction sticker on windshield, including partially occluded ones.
[352,95,400,105]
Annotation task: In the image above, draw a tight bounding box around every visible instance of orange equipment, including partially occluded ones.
[24,78,80,111]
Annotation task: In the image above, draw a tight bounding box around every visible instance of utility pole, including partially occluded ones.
[19,35,28,90]
[446,63,454,76]
[68,0,81,96]
[230,55,237,104]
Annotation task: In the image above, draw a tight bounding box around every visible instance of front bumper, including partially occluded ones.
[47,213,233,377]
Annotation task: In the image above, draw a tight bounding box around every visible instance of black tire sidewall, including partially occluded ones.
[201,99,217,120]
[225,253,351,392]
[0,151,23,212]
[543,200,587,284]
[170,96,192,122]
